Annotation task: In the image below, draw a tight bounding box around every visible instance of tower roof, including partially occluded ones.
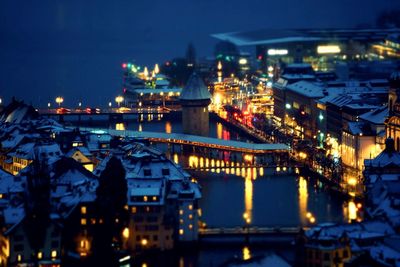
[180,73,211,101]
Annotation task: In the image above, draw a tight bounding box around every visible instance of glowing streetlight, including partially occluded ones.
[47,102,51,108]
[115,96,124,107]
[108,102,112,107]
[55,97,64,107]
[78,102,82,107]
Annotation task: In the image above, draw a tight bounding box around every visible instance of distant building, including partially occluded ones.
[212,28,400,72]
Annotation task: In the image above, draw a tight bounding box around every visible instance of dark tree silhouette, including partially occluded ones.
[91,157,127,266]
[24,158,51,266]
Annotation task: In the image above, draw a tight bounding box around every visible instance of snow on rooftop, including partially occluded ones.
[359,106,388,125]
[286,81,324,98]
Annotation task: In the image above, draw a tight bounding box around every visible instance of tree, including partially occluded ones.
[24,158,51,266]
[91,157,127,266]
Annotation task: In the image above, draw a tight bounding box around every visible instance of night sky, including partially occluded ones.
[1,0,399,107]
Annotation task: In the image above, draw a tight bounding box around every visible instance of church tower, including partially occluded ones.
[386,71,400,151]
[180,73,211,136]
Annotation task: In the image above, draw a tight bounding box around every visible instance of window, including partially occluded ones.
[131,207,137,213]
[144,169,151,176]
[188,204,193,210]
[51,240,59,248]
[81,206,87,214]
[81,218,87,225]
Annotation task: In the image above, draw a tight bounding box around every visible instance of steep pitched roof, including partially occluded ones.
[180,73,211,101]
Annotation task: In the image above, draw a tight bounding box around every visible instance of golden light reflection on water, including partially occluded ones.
[217,122,223,139]
[244,176,253,223]
[298,176,308,225]
[242,246,251,260]
[165,121,172,133]
[185,154,263,180]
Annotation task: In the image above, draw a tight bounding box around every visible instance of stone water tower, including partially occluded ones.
[180,73,211,136]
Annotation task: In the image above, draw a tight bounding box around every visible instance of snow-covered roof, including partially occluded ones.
[286,81,324,98]
[83,127,289,154]
[360,106,388,125]
[132,88,181,94]
[180,72,211,101]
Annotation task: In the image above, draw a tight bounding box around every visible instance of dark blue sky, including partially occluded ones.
[1,0,399,107]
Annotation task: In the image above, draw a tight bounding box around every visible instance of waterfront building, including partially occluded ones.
[124,88,182,109]
[180,72,212,136]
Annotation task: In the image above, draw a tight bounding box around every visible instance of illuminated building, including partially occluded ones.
[180,73,211,136]
[386,71,400,150]
[212,28,400,71]
[125,88,182,109]
[297,221,394,267]
[94,143,202,251]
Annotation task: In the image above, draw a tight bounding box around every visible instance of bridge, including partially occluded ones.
[38,107,174,116]
[198,226,307,244]
[79,127,290,155]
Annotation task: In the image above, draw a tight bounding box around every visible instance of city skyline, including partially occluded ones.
[1,0,400,106]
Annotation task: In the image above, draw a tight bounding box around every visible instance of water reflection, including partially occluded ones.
[244,176,253,224]
[165,121,172,133]
[242,246,251,260]
[185,154,264,180]
[298,176,308,225]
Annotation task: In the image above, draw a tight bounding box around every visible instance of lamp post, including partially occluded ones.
[55,97,64,107]
[115,96,124,107]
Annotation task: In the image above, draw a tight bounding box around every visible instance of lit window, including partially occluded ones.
[179,219,184,224]
[17,254,22,262]
[81,218,87,225]
[189,224,193,230]
[51,250,57,258]
[152,196,157,201]
[90,218,96,225]
[188,205,193,210]
[179,229,184,235]
[122,227,130,239]
[179,210,184,215]
[131,207,137,213]
[141,239,148,246]
[143,196,148,202]
[81,206,87,214]
[189,214,193,220]
[0,194,3,199]
[37,251,42,259]
[80,239,88,248]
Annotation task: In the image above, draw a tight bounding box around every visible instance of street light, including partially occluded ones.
[115,96,124,107]
[55,97,64,107]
